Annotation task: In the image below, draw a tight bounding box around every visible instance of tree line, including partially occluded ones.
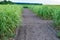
[0,0,13,4]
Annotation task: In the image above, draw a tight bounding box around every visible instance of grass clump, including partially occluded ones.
[0,5,22,40]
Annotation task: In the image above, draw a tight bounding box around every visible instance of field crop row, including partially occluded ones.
[28,5,60,29]
[28,5,60,37]
[0,5,22,40]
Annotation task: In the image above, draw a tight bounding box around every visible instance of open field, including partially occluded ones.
[0,4,60,40]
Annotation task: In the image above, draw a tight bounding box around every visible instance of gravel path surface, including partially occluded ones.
[15,8,59,40]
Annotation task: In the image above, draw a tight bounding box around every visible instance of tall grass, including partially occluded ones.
[0,5,22,40]
[29,5,60,29]
[28,5,60,37]
[29,5,54,19]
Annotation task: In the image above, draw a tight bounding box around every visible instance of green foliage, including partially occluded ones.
[57,32,60,38]
[53,8,60,30]
[0,5,22,40]
[29,5,54,20]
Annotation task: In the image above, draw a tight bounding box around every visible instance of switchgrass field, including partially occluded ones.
[28,5,60,29]
[0,4,60,40]
[28,5,60,37]
[0,5,22,40]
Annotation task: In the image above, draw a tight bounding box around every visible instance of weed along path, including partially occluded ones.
[15,8,59,40]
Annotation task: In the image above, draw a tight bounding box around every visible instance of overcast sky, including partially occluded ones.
[0,0,60,5]
[10,0,60,5]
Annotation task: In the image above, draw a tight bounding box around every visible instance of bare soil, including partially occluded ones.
[15,8,59,40]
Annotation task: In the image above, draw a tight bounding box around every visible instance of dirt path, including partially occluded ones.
[15,8,59,40]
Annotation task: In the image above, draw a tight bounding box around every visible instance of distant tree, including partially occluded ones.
[0,0,14,4]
